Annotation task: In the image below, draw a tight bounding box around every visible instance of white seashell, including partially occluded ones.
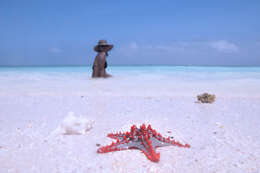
[54,112,94,135]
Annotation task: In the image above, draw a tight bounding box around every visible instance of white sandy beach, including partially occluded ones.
[0,66,260,173]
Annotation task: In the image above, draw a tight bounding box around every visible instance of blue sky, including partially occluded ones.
[0,0,260,66]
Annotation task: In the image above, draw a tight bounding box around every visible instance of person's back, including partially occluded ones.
[92,40,113,78]
[92,52,106,78]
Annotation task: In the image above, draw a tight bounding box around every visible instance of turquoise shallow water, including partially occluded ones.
[1,65,260,72]
[1,66,260,80]
[0,66,260,97]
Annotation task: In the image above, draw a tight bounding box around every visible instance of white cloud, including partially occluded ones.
[129,42,138,49]
[131,42,203,53]
[155,45,177,51]
[118,40,239,56]
[49,47,62,54]
[209,40,239,53]
[154,42,194,52]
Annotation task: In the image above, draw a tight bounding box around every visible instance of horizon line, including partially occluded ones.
[1,64,260,68]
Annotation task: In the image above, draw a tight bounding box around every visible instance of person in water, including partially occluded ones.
[92,40,113,78]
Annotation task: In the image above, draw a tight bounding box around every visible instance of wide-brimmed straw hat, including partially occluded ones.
[94,40,114,52]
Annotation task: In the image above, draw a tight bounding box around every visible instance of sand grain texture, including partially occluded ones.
[0,66,260,173]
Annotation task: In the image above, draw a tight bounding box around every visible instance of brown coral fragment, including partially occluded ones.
[197,93,216,103]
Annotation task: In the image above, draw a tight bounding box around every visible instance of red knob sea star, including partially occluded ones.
[97,124,190,162]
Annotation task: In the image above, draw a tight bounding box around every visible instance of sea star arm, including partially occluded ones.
[97,124,190,162]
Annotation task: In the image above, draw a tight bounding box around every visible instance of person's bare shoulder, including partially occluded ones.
[96,52,105,59]
[99,52,106,56]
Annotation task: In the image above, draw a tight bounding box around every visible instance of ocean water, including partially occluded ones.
[0,66,260,97]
